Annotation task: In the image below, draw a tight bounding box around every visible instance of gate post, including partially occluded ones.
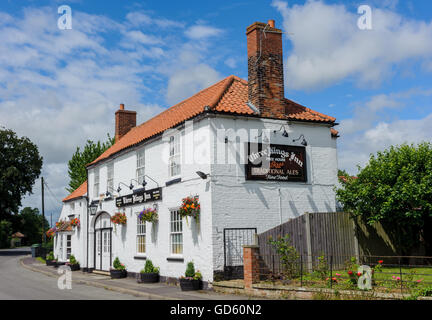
[243,245,259,290]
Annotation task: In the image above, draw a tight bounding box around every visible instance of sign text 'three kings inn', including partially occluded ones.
[245,143,307,182]
[115,187,162,208]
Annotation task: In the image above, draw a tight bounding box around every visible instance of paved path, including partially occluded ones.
[0,249,250,300]
[0,250,144,300]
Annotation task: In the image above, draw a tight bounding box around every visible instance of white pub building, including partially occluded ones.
[54,20,339,286]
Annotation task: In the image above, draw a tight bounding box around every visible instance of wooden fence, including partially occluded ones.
[257,212,359,271]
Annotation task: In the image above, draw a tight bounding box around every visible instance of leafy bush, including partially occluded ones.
[69,254,78,265]
[46,251,55,261]
[113,257,126,271]
[314,255,329,280]
[185,261,195,278]
[141,259,160,274]
[269,235,300,279]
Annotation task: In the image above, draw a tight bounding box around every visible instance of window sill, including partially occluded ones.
[134,255,147,260]
[166,256,184,262]
[165,177,182,186]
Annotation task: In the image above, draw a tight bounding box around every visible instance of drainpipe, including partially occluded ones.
[278,187,282,224]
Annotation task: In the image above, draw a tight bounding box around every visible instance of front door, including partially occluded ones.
[94,213,112,271]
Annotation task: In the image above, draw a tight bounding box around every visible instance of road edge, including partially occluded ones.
[19,257,176,300]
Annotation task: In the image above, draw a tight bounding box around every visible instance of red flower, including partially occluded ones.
[357,272,362,276]
[348,270,353,275]
[378,260,383,264]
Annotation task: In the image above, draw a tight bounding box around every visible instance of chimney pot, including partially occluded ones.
[120,103,125,110]
[268,19,275,28]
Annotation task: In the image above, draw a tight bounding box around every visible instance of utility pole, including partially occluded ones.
[41,177,46,245]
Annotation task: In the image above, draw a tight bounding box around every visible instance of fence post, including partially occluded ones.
[305,212,313,272]
[243,245,259,291]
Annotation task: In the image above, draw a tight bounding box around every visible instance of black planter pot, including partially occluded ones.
[68,264,80,271]
[139,272,159,283]
[54,262,66,268]
[110,269,127,279]
[179,278,201,291]
[46,260,56,266]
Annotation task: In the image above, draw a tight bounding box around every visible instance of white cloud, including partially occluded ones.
[185,24,223,40]
[272,0,432,90]
[166,64,222,105]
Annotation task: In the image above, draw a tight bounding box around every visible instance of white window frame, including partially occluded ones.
[107,163,114,193]
[66,234,72,259]
[169,209,183,256]
[136,215,146,255]
[59,234,64,260]
[93,168,100,199]
[168,134,181,178]
[136,148,145,185]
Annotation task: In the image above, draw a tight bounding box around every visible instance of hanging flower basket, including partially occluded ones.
[46,227,57,239]
[70,217,80,228]
[111,212,127,225]
[138,208,158,223]
[179,196,200,225]
[55,220,69,230]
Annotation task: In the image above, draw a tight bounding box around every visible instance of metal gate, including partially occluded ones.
[223,228,257,279]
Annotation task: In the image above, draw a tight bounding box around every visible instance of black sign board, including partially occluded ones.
[115,187,162,208]
[245,142,307,182]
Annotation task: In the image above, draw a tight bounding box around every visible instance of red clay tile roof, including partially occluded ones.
[331,128,339,137]
[63,180,87,202]
[89,75,336,166]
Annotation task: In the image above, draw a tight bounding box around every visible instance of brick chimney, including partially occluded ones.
[115,103,136,142]
[247,20,285,118]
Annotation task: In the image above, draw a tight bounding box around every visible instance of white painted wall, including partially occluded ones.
[57,114,338,283]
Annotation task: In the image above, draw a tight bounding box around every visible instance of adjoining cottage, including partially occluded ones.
[54,20,339,285]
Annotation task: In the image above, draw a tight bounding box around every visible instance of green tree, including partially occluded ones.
[0,220,12,248]
[336,143,432,255]
[18,207,49,245]
[67,134,114,193]
[0,128,43,220]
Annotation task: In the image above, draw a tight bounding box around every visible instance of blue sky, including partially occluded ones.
[0,0,431,224]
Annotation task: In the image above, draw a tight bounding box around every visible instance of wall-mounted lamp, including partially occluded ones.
[273,125,289,138]
[196,171,210,180]
[255,130,270,143]
[105,186,117,198]
[88,203,98,215]
[117,181,130,193]
[292,134,308,146]
[130,178,146,190]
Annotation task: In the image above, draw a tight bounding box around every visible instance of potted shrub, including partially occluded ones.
[110,257,127,279]
[66,254,80,271]
[45,251,57,266]
[138,259,160,283]
[179,262,202,291]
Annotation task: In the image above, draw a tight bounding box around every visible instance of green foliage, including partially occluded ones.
[314,255,329,280]
[17,207,49,245]
[46,251,55,261]
[67,134,114,193]
[0,220,12,248]
[69,255,78,265]
[269,234,300,279]
[185,261,195,278]
[336,143,432,254]
[0,128,43,219]
[113,257,126,270]
[141,259,160,274]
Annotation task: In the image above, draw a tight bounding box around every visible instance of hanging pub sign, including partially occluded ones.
[115,187,162,208]
[245,142,307,182]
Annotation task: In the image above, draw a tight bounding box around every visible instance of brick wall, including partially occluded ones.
[243,245,260,290]
[246,21,285,118]
[115,104,136,142]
